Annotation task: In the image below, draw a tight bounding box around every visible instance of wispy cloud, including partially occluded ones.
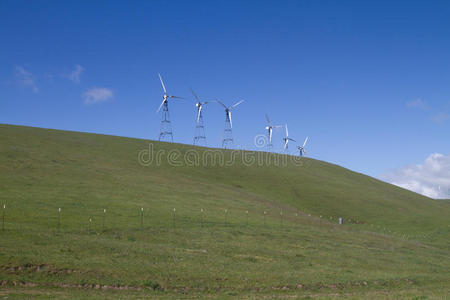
[82,87,114,105]
[406,98,449,124]
[44,72,54,83]
[68,64,85,83]
[406,98,427,109]
[432,112,449,124]
[381,153,450,199]
[14,66,38,93]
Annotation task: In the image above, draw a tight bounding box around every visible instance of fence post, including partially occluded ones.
[246,210,248,226]
[141,207,144,229]
[2,204,5,231]
[58,208,61,233]
[200,208,204,228]
[173,208,176,228]
[264,211,266,226]
[103,209,106,231]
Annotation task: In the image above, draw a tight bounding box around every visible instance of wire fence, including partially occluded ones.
[0,204,327,234]
[1,203,445,240]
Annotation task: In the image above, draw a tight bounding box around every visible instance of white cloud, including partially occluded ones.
[68,64,85,83]
[14,66,38,93]
[382,153,450,199]
[82,87,114,105]
[406,98,427,109]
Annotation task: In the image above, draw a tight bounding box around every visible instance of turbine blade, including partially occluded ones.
[190,88,199,101]
[285,124,289,137]
[156,99,165,113]
[169,95,183,99]
[229,111,232,128]
[217,100,227,109]
[231,99,244,109]
[284,139,288,150]
[197,106,202,122]
[158,73,167,94]
[303,136,309,147]
[265,114,271,125]
[269,128,273,143]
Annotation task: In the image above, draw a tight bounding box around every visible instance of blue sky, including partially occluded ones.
[1,0,449,194]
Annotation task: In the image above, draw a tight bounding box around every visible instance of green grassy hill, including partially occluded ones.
[1,124,449,299]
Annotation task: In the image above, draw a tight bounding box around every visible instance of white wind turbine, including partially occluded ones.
[156,73,182,142]
[217,99,244,149]
[297,137,309,156]
[191,89,212,123]
[217,100,244,128]
[156,73,182,113]
[265,114,282,149]
[191,88,214,145]
[282,124,296,150]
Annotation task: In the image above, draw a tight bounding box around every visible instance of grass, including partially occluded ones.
[0,123,449,299]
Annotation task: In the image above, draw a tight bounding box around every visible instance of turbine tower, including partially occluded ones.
[156,73,182,142]
[191,88,213,146]
[217,99,244,149]
[282,124,296,151]
[265,114,282,151]
[297,137,309,156]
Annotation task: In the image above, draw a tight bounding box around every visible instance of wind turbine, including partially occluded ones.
[156,73,182,142]
[297,137,309,156]
[265,114,282,150]
[217,99,244,149]
[282,124,296,151]
[191,88,213,146]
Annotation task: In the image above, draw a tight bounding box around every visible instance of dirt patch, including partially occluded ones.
[0,275,417,294]
[1,263,80,275]
[1,280,148,291]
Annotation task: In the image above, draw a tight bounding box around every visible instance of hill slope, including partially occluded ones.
[0,124,449,299]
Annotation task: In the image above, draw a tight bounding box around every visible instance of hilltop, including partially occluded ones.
[0,124,449,299]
